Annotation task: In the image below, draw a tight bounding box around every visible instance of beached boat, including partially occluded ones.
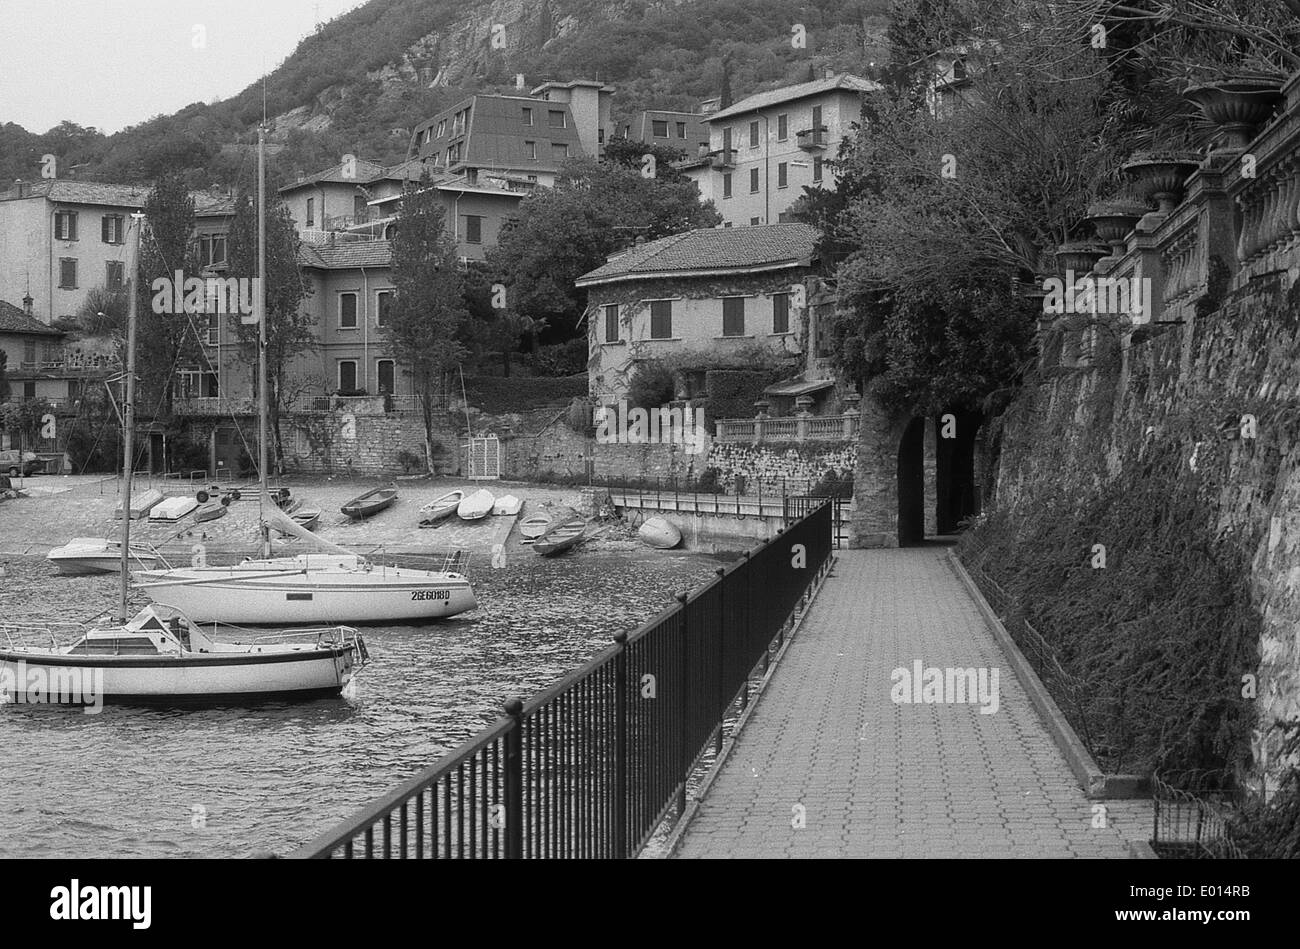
[493,495,522,516]
[419,490,464,527]
[149,496,200,522]
[46,538,163,576]
[195,500,229,523]
[457,489,495,521]
[533,514,587,556]
[638,517,682,550]
[0,605,366,705]
[291,507,321,531]
[114,487,164,520]
[519,512,553,539]
[341,487,397,520]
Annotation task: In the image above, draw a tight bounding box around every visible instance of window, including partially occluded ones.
[24,340,36,366]
[813,156,823,181]
[354,194,368,219]
[23,381,35,400]
[437,119,447,137]
[777,114,788,140]
[812,105,823,134]
[722,173,732,198]
[465,215,483,244]
[649,300,672,339]
[723,222,733,228]
[749,168,759,193]
[200,235,227,268]
[723,297,745,337]
[54,211,78,241]
[306,198,315,227]
[722,127,732,156]
[338,360,358,392]
[652,119,669,137]
[59,258,77,289]
[206,313,219,346]
[521,107,533,126]
[102,215,124,244]
[548,110,566,128]
[525,140,536,159]
[339,292,358,328]
[676,122,686,139]
[552,143,569,161]
[377,360,395,396]
[773,293,791,334]
[750,217,760,225]
[105,260,124,290]
[604,304,619,343]
[376,290,393,327]
[749,121,759,147]
[778,162,788,188]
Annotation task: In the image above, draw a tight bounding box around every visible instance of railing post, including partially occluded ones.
[613,630,628,858]
[504,697,524,859]
[676,591,689,817]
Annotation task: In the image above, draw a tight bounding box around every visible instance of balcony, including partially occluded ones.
[174,397,254,417]
[709,149,735,169]
[795,127,828,151]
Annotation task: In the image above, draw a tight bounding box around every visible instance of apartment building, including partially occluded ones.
[679,74,880,227]
[619,109,710,155]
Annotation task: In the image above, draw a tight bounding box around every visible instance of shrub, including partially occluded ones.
[627,360,676,410]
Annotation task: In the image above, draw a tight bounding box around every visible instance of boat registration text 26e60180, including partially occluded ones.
[411,589,452,602]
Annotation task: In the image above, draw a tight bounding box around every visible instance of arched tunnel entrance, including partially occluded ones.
[896,410,984,546]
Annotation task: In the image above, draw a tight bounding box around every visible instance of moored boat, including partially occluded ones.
[419,489,464,527]
[46,538,163,576]
[533,514,587,556]
[457,489,495,521]
[114,487,164,520]
[0,605,366,705]
[493,495,522,516]
[638,517,682,550]
[341,487,397,520]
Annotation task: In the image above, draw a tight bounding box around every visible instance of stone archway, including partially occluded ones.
[897,416,927,546]
[935,409,984,534]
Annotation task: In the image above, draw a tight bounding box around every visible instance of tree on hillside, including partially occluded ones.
[603,136,689,182]
[74,286,129,338]
[135,175,201,418]
[387,176,468,473]
[487,157,721,350]
[226,184,316,477]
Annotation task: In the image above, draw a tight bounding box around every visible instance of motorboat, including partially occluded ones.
[341,487,397,520]
[638,517,682,550]
[419,490,463,527]
[0,605,366,705]
[457,489,495,521]
[493,495,522,516]
[46,538,163,576]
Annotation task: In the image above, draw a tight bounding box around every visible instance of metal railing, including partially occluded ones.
[289,500,834,858]
[1151,771,1247,859]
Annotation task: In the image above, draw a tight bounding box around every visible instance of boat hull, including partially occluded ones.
[458,489,495,521]
[342,489,397,520]
[0,648,353,703]
[47,541,161,576]
[638,517,682,550]
[134,565,477,624]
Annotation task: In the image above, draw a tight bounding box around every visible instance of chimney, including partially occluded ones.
[22,294,34,317]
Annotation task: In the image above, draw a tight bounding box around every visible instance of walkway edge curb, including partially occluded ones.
[946,550,1149,804]
[659,553,837,858]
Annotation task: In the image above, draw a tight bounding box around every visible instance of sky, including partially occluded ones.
[0,0,372,134]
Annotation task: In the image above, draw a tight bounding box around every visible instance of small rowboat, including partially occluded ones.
[457,489,495,521]
[638,516,682,550]
[115,487,164,520]
[195,500,229,523]
[290,507,321,531]
[149,496,200,522]
[277,496,303,515]
[519,512,553,539]
[341,487,397,520]
[419,490,464,527]
[533,514,587,557]
[493,495,522,516]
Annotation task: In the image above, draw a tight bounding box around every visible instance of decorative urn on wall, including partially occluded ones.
[1183,74,1284,151]
[1121,150,1201,214]
[1055,241,1110,277]
[1085,198,1147,257]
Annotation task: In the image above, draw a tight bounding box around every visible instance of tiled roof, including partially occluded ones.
[3,180,151,208]
[280,159,390,192]
[0,300,62,336]
[706,74,880,122]
[297,240,393,269]
[192,191,236,216]
[576,223,820,285]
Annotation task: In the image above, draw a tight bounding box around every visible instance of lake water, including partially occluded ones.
[0,547,720,857]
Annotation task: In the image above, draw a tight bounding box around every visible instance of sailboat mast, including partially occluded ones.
[117,213,143,621]
[257,125,271,559]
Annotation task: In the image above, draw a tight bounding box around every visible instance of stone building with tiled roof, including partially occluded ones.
[577,223,834,408]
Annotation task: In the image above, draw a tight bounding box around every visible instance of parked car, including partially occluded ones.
[0,450,41,477]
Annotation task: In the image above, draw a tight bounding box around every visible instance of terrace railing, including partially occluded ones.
[289,500,834,859]
[713,413,859,444]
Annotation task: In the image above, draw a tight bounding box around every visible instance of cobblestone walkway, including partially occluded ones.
[673,548,1151,858]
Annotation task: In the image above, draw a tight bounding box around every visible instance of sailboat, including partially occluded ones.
[132,127,477,626]
[3,211,366,705]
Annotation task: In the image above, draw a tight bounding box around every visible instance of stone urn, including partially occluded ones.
[1121,150,1201,213]
[753,398,771,419]
[1085,198,1146,256]
[1184,75,1284,150]
[1055,241,1109,278]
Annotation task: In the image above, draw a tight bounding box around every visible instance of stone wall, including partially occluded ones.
[285,408,461,475]
[991,276,1300,789]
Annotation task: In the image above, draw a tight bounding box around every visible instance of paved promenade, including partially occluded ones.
[673,548,1151,858]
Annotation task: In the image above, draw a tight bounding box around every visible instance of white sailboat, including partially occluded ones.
[3,210,367,706]
[132,128,477,626]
